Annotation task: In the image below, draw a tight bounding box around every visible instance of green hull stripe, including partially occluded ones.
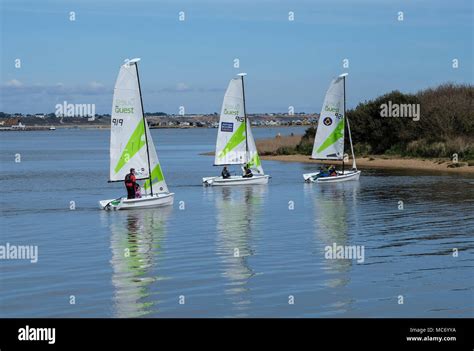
[114,121,146,174]
[317,119,344,153]
[218,122,246,159]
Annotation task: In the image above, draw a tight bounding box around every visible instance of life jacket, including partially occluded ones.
[125,173,135,188]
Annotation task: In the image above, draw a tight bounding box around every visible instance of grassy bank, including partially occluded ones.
[260,154,474,174]
[263,84,473,165]
[256,132,474,173]
[255,83,474,173]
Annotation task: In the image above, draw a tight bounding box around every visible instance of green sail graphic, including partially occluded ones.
[143,164,165,190]
[247,152,261,168]
[218,122,246,159]
[114,121,145,174]
[317,119,344,153]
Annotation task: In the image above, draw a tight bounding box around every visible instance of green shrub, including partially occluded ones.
[295,141,313,155]
[353,142,372,156]
[346,84,473,159]
[275,146,297,155]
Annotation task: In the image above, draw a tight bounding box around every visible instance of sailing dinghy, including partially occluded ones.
[303,73,361,183]
[203,73,270,186]
[99,58,174,210]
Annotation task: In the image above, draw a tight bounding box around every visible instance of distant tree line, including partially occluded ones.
[145,112,167,116]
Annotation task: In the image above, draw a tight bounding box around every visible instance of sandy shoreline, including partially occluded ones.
[261,154,474,174]
[251,133,474,174]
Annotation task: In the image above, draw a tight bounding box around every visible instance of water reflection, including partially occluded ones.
[101,207,172,317]
[212,186,266,316]
[306,182,361,288]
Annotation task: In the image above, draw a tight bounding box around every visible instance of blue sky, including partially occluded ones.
[1,0,472,114]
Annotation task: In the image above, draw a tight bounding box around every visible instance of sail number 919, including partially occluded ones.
[112,118,124,126]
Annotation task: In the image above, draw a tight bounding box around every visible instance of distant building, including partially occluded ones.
[11,121,26,130]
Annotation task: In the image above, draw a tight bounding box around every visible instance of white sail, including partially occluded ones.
[142,123,169,194]
[214,77,247,165]
[246,122,264,174]
[109,59,169,194]
[311,74,346,160]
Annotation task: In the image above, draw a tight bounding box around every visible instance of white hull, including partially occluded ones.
[303,170,361,183]
[99,192,174,210]
[202,175,270,186]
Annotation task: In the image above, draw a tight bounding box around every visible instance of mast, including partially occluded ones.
[240,73,249,164]
[342,73,356,170]
[342,75,346,174]
[135,61,154,196]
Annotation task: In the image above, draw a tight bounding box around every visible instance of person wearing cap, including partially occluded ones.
[125,168,137,199]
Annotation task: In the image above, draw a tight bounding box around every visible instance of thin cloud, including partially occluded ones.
[5,79,23,88]
[154,83,222,93]
[0,81,111,97]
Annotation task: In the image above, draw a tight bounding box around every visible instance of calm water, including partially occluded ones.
[0,128,473,317]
